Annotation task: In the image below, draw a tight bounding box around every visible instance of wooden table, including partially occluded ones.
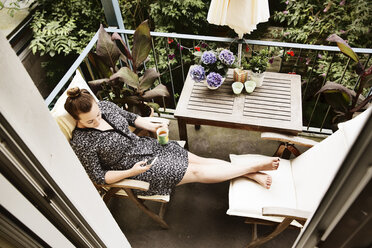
[174,67,303,149]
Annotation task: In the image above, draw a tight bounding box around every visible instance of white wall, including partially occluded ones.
[0,31,130,247]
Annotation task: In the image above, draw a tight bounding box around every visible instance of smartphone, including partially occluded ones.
[147,156,158,165]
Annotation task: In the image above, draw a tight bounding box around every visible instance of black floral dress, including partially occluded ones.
[70,101,188,196]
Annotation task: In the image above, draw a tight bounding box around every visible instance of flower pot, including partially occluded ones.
[251,72,264,87]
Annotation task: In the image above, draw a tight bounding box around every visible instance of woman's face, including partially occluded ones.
[77,102,102,128]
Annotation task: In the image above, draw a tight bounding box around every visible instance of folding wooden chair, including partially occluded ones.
[227,107,371,247]
[50,70,183,229]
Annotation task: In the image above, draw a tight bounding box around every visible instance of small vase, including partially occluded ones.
[233,68,249,83]
[251,72,264,87]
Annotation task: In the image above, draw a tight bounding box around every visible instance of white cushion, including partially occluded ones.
[50,70,98,140]
[227,154,300,226]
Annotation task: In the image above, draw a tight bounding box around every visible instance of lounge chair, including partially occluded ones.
[50,70,182,229]
[227,107,371,247]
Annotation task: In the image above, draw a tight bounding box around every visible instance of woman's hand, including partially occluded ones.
[134,116,168,133]
[131,160,152,175]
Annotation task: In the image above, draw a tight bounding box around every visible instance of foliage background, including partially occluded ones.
[27,0,371,125]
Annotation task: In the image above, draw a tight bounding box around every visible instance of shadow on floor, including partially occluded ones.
[109,120,303,247]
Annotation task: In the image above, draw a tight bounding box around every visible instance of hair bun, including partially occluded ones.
[67,87,81,98]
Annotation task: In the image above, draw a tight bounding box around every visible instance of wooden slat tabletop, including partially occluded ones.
[175,67,303,136]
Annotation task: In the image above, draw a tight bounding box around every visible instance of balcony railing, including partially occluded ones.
[46,28,372,135]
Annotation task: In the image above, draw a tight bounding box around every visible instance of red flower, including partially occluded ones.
[287,50,295,56]
[194,46,201,51]
[245,45,250,52]
[167,38,174,44]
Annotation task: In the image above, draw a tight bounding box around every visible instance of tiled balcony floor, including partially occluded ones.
[108,119,313,247]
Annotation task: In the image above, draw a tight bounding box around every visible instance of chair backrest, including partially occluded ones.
[51,70,98,140]
[291,107,371,212]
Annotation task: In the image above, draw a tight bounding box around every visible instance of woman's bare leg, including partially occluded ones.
[178,152,279,185]
[245,172,272,189]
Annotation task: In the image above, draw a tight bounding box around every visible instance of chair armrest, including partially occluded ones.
[145,117,170,126]
[262,207,311,221]
[96,179,150,191]
[261,132,319,148]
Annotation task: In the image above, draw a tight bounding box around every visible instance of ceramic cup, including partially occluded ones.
[156,127,169,145]
[232,81,244,94]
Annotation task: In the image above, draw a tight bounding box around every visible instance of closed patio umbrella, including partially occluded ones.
[207,0,270,65]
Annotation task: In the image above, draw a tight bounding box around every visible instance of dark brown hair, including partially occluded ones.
[64,87,95,120]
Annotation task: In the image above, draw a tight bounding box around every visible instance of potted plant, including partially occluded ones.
[243,49,270,87]
[190,48,235,90]
[317,34,372,125]
[87,20,170,116]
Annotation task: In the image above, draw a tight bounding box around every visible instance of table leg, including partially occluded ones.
[177,118,188,150]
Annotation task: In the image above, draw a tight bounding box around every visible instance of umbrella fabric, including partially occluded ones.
[207,0,270,38]
[207,0,230,25]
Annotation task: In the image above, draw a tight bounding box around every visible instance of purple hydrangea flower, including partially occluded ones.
[218,49,235,65]
[285,0,289,4]
[318,54,323,59]
[201,51,217,65]
[283,10,289,14]
[189,65,206,82]
[206,72,223,88]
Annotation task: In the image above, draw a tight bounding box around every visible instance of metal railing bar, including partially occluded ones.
[179,39,185,84]
[303,52,319,100]
[319,56,351,130]
[339,57,351,84]
[320,106,331,132]
[45,30,100,106]
[84,58,95,81]
[151,37,162,84]
[307,52,336,130]
[279,47,284,73]
[105,27,372,54]
[293,48,303,73]
[165,38,177,108]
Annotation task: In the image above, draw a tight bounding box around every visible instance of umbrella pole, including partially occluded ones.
[238,43,242,67]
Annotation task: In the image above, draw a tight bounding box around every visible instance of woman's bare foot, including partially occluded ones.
[253,157,280,172]
[244,172,272,189]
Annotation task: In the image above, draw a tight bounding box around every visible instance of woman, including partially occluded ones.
[65,87,279,196]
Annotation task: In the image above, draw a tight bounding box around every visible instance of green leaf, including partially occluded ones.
[96,24,121,68]
[109,67,140,89]
[88,79,109,95]
[146,102,161,113]
[142,84,170,99]
[132,20,152,70]
[316,81,355,113]
[326,34,359,62]
[88,52,112,79]
[111,32,133,61]
[139,68,160,92]
[360,65,372,88]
